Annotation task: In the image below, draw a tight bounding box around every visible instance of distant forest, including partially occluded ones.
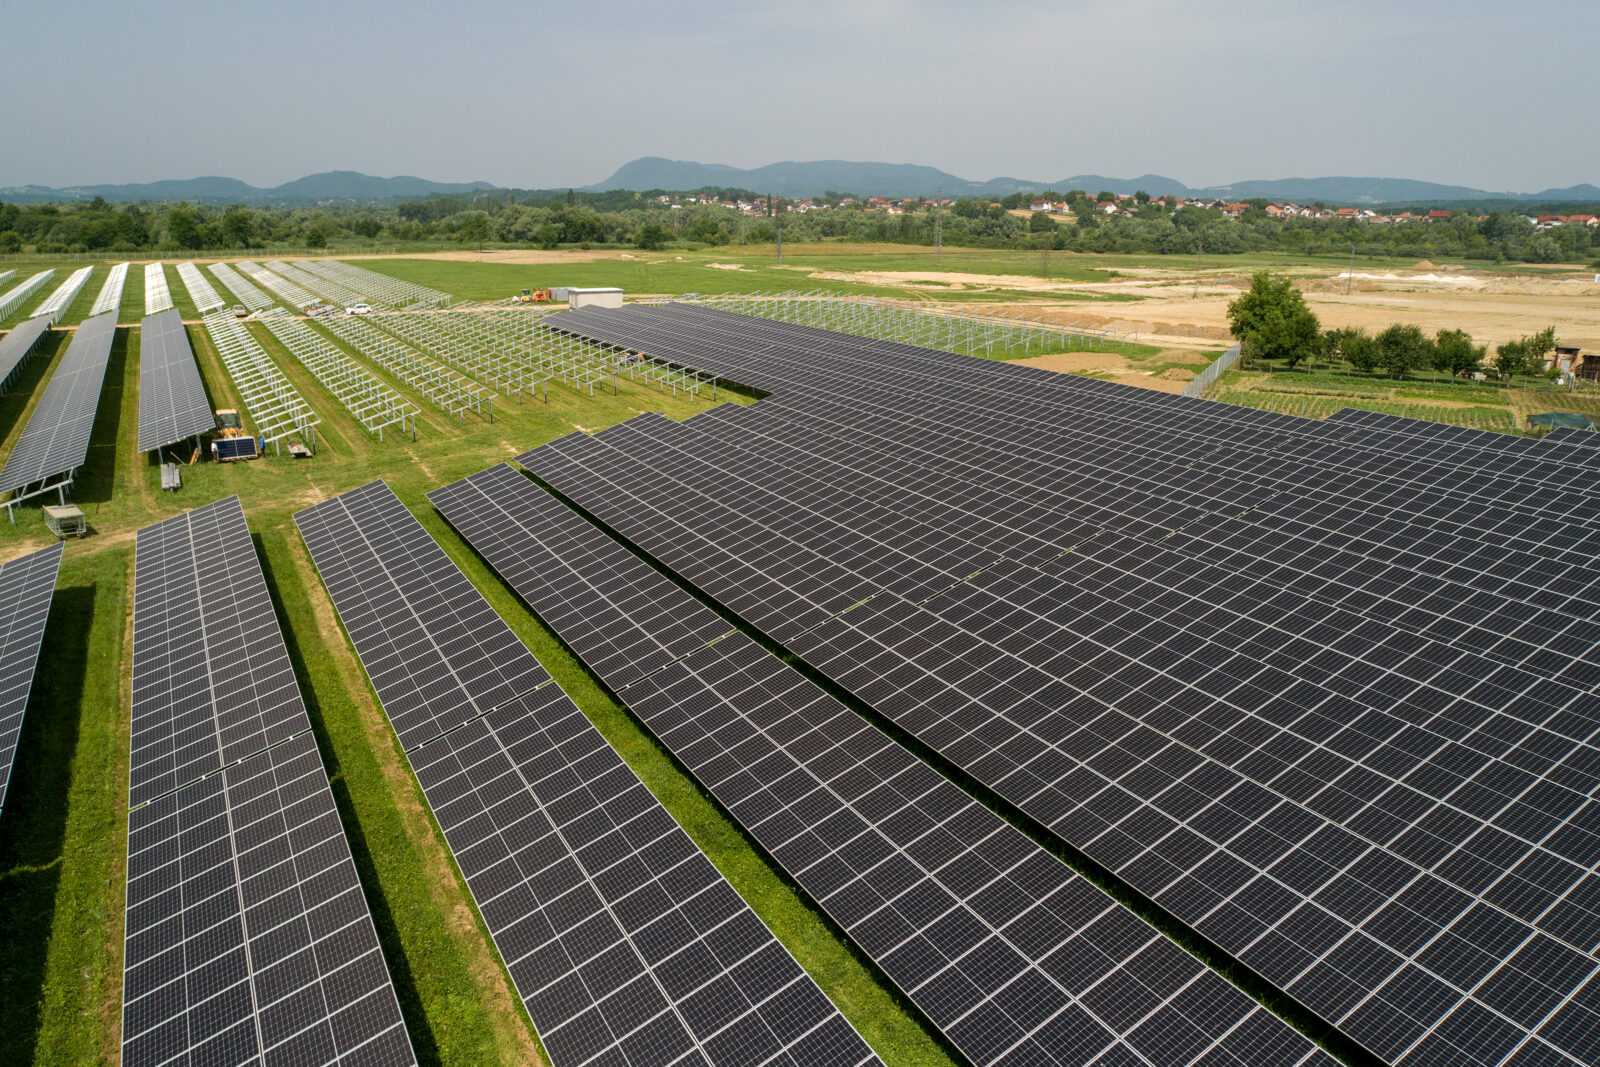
[2,187,1597,265]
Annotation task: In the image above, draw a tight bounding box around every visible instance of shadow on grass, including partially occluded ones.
[0,331,64,445]
[73,326,130,506]
[255,536,443,1067]
[0,584,94,1067]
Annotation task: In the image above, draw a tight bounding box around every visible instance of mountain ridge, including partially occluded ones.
[586,157,1600,205]
[0,170,497,205]
[3,162,1596,207]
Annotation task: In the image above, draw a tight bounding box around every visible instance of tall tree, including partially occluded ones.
[1495,338,1529,380]
[168,205,201,249]
[1227,272,1321,369]
[221,206,254,247]
[1376,323,1432,378]
[1431,328,1485,379]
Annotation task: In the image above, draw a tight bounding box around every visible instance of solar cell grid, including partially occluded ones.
[131,497,308,804]
[517,418,1600,1067]
[1539,426,1600,450]
[549,305,1600,562]
[138,308,217,453]
[0,310,118,496]
[296,480,878,1067]
[0,541,64,819]
[0,315,53,394]
[429,462,1334,1067]
[124,495,413,1067]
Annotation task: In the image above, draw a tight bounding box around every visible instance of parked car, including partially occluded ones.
[345,302,374,315]
[307,304,337,317]
[232,305,248,318]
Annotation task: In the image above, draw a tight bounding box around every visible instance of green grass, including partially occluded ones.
[0,278,957,1065]
[0,548,128,1067]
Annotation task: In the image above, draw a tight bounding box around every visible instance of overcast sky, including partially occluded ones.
[5,0,1593,193]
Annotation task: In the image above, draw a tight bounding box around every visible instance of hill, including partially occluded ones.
[586,157,1597,205]
[0,170,498,205]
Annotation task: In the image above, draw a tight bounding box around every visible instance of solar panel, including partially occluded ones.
[295,480,878,1067]
[430,462,1334,1067]
[0,541,64,820]
[0,310,118,498]
[519,304,1600,1067]
[137,308,216,453]
[0,315,53,394]
[520,427,1600,1067]
[124,495,414,1067]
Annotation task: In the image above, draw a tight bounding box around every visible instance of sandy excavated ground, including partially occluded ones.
[942,268,1600,353]
[1007,348,1212,394]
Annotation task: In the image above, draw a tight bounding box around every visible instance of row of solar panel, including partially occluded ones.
[534,303,1600,1067]
[125,496,413,1066]
[428,462,1334,1067]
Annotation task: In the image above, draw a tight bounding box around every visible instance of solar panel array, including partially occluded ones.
[90,262,129,317]
[143,262,173,316]
[137,308,216,452]
[0,270,53,323]
[0,310,118,497]
[210,261,274,312]
[176,261,225,313]
[0,541,64,820]
[528,302,1600,1067]
[296,481,878,1067]
[298,260,449,308]
[0,315,53,394]
[125,495,414,1067]
[431,462,1334,1067]
[239,261,317,308]
[30,266,93,323]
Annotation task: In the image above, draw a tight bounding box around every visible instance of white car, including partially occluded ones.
[345,303,374,315]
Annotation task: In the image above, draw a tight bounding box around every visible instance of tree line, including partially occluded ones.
[2,190,1597,266]
[1227,272,1563,382]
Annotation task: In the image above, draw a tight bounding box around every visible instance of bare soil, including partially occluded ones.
[950,268,1600,355]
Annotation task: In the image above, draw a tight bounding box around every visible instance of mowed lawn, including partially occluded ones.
[0,287,956,1066]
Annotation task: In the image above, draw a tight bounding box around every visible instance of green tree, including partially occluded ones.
[1028,211,1055,233]
[1494,338,1528,380]
[1227,272,1321,368]
[168,205,201,248]
[455,211,491,249]
[221,207,254,247]
[1343,329,1382,375]
[634,222,670,250]
[303,225,326,248]
[1431,328,1485,379]
[686,217,723,244]
[535,223,560,250]
[1526,325,1557,369]
[1376,323,1432,378]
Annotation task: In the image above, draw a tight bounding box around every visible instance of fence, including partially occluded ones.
[1184,343,1242,397]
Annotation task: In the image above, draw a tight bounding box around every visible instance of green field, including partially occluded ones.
[0,280,959,1066]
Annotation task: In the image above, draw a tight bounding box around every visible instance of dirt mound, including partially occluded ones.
[1158,367,1196,381]
[1413,259,1437,269]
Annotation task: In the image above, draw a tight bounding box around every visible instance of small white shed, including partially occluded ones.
[567,287,624,309]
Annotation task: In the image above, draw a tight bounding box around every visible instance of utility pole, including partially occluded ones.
[935,183,943,266]
[1194,237,1202,299]
[774,194,782,265]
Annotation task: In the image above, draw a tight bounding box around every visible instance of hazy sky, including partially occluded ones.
[5,0,1593,192]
